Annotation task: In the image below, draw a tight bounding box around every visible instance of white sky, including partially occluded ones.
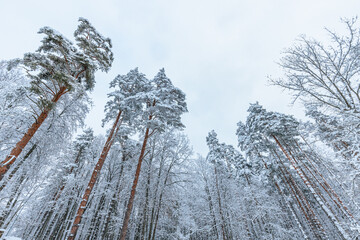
[1,0,359,155]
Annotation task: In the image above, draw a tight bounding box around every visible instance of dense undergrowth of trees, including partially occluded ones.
[0,17,360,240]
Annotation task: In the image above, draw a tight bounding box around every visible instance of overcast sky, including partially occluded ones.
[1,0,360,155]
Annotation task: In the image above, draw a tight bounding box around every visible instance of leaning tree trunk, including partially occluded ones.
[0,86,67,180]
[0,143,37,192]
[102,151,128,239]
[32,146,85,239]
[0,173,27,238]
[67,110,122,240]
[119,126,151,240]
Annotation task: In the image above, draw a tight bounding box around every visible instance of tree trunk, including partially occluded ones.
[0,86,67,180]
[214,166,227,240]
[102,153,127,238]
[205,184,219,239]
[32,146,85,239]
[202,174,219,239]
[68,110,122,240]
[140,157,152,240]
[294,139,354,219]
[119,127,151,240]
[0,173,26,238]
[150,199,162,240]
[0,144,37,193]
[271,147,326,239]
[148,149,164,240]
[150,157,175,240]
[86,193,107,239]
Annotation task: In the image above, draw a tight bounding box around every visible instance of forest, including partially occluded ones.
[0,16,360,240]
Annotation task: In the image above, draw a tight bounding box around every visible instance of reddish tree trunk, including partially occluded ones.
[0,144,37,192]
[272,136,327,238]
[119,127,151,240]
[0,86,67,180]
[68,110,122,240]
[294,139,354,219]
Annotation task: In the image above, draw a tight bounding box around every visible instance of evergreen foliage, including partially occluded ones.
[1,16,360,240]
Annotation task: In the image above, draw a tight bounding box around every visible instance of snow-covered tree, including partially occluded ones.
[272,17,360,115]
[237,103,360,239]
[119,68,188,240]
[0,18,113,179]
[272,18,360,185]
[67,68,148,239]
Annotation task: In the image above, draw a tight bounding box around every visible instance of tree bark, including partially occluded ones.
[102,153,127,238]
[0,173,26,238]
[68,110,122,240]
[0,86,67,180]
[271,143,326,239]
[140,156,152,240]
[119,127,151,240]
[0,144,37,192]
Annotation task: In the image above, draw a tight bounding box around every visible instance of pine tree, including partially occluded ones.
[237,103,359,239]
[0,18,113,179]
[0,86,92,238]
[20,129,95,239]
[119,68,187,240]
[67,69,149,239]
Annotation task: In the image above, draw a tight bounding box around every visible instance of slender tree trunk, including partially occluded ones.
[294,140,354,219]
[57,198,78,239]
[271,147,326,239]
[274,137,329,238]
[150,158,175,240]
[119,127,151,240]
[285,141,351,239]
[86,193,107,239]
[34,147,85,239]
[214,166,227,240]
[0,144,37,192]
[150,197,162,240]
[140,158,152,240]
[204,183,219,239]
[148,150,164,240]
[0,86,67,180]
[68,110,122,240]
[102,153,127,238]
[0,173,27,238]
